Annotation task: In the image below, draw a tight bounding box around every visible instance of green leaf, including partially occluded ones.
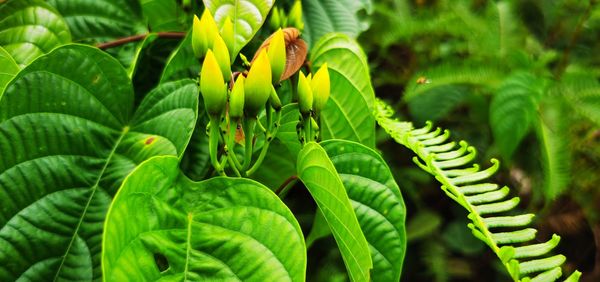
[297,142,372,282]
[274,103,303,156]
[250,140,298,190]
[0,0,71,66]
[403,62,504,102]
[302,0,373,47]
[0,47,19,95]
[561,73,600,127]
[321,139,407,281]
[310,33,376,148]
[141,0,186,32]
[160,31,200,83]
[180,108,211,181]
[102,156,306,281]
[408,85,470,124]
[535,96,571,200]
[203,0,275,58]
[250,103,302,189]
[46,0,147,41]
[490,72,543,159]
[0,45,198,281]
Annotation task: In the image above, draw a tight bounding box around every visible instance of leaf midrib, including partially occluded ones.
[52,125,130,282]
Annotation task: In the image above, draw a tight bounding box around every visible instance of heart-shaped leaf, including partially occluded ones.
[203,0,275,58]
[0,0,71,66]
[297,142,372,282]
[310,33,376,148]
[103,155,307,281]
[0,45,198,281]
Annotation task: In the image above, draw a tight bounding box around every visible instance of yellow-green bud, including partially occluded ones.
[212,33,231,81]
[269,85,282,110]
[192,9,219,58]
[244,49,272,117]
[298,71,313,115]
[268,29,286,84]
[221,17,235,59]
[201,50,227,116]
[311,63,330,114]
[289,0,304,31]
[229,75,245,119]
[270,7,282,30]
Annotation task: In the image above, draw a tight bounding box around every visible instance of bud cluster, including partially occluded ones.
[192,8,321,176]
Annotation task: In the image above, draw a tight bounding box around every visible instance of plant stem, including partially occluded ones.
[95,32,186,49]
[276,175,298,198]
[246,108,282,176]
[227,119,243,171]
[241,117,256,171]
[208,116,225,176]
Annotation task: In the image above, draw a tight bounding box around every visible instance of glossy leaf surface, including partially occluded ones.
[203,0,275,58]
[0,0,71,66]
[297,142,372,282]
[320,140,407,281]
[302,0,372,47]
[310,33,376,148]
[0,45,198,281]
[47,0,147,41]
[0,47,19,94]
[103,156,306,281]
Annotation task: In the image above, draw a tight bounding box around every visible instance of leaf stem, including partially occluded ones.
[246,108,282,176]
[208,116,225,176]
[242,117,256,171]
[95,32,186,50]
[276,175,298,198]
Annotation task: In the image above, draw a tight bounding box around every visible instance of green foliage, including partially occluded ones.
[0,0,594,281]
[0,47,19,94]
[141,0,186,32]
[375,99,581,282]
[297,142,372,282]
[301,0,372,46]
[0,0,71,66]
[311,33,376,147]
[319,140,407,281]
[0,45,198,280]
[103,156,306,281]
[46,0,147,41]
[203,0,275,58]
[490,72,544,159]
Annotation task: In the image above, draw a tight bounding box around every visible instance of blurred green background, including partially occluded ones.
[355,0,599,281]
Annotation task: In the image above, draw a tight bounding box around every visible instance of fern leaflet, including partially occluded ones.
[374,99,581,282]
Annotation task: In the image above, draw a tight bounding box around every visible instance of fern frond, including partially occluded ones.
[374,99,582,282]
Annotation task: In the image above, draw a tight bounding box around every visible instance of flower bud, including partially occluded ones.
[268,29,286,84]
[244,49,272,117]
[269,7,282,30]
[229,75,245,119]
[311,63,330,114]
[192,9,219,58]
[288,0,304,31]
[212,33,231,81]
[221,17,235,59]
[298,71,313,115]
[201,50,227,116]
[269,85,282,110]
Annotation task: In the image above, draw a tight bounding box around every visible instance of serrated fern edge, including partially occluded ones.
[374,99,581,282]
